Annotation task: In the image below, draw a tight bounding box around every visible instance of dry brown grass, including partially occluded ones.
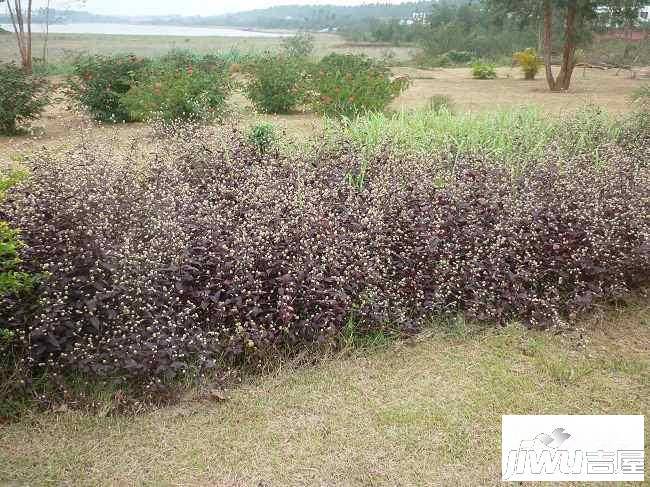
[1,301,648,486]
[0,32,416,66]
[393,66,643,114]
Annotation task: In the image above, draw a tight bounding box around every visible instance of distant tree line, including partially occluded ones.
[0,3,436,30]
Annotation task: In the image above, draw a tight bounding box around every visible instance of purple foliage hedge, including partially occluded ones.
[0,127,648,388]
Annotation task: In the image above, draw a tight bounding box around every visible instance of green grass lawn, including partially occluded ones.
[1,301,647,486]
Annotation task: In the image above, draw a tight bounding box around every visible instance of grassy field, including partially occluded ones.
[1,301,648,485]
[0,31,417,67]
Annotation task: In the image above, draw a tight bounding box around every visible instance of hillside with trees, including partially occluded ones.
[0,3,436,29]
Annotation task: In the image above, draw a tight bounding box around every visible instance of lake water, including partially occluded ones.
[0,22,287,37]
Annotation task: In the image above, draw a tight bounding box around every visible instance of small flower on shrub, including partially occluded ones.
[0,62,49,135]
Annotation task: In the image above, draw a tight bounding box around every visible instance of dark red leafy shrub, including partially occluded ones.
[0,128,648,391]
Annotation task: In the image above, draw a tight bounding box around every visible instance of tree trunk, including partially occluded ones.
[556,0,578,91]
[27,0,32,72]
[543,0,558,91]
[43,0,51,64]
[6,0,33,73]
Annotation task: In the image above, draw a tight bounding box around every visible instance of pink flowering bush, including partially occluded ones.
[0,125,648,398]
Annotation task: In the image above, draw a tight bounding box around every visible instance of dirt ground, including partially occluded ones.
[1,65,645,165]
[393,65,644,113]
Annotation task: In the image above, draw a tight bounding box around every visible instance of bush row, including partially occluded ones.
[68,50,410,122]
[0,123,647,392]
[0,44,410,134]
[67,52,234,124]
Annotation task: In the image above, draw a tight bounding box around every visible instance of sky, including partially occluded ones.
[24,1,410,17]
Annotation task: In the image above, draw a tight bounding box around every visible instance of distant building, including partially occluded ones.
[596,4,650,23]
[399,11,427,26]
[640,5,650,21]
[594,4,650,42]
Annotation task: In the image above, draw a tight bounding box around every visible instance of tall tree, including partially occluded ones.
[485,0,643,91]
[0,0,34,73]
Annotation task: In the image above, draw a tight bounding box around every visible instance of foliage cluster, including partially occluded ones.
[243,55,307,114]
[246,122,277,155]
[122,65,232,123]
[310,54,410,116]
[0,63,49,135]
[242,52,409,116]
[0,114,648,397]
[632,84,650,111]
[281,32,315,59]
[331,106,633,165]
[513,48,543,80]
[471,61,497,79]
[69,54,149,123]
[69,52,234,123]
[0,170,34,355]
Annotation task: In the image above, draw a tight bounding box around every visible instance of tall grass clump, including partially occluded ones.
[330,106,622,167]
[0,119,648,402]
[632,84,650,112]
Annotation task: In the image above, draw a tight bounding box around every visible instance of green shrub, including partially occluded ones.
[282,33,315,59]
[244,55,307,114]
[311,54,410,117]
[0,63,49,135]
[0,221,34,299]
[513,48,542,80]
[153,49,235,74]
[69,54,149,123]
[0,169,27,197]
[246,122,277,154]
[121,66,232,123]
[1,170,34,335]
[471,61,497,80]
